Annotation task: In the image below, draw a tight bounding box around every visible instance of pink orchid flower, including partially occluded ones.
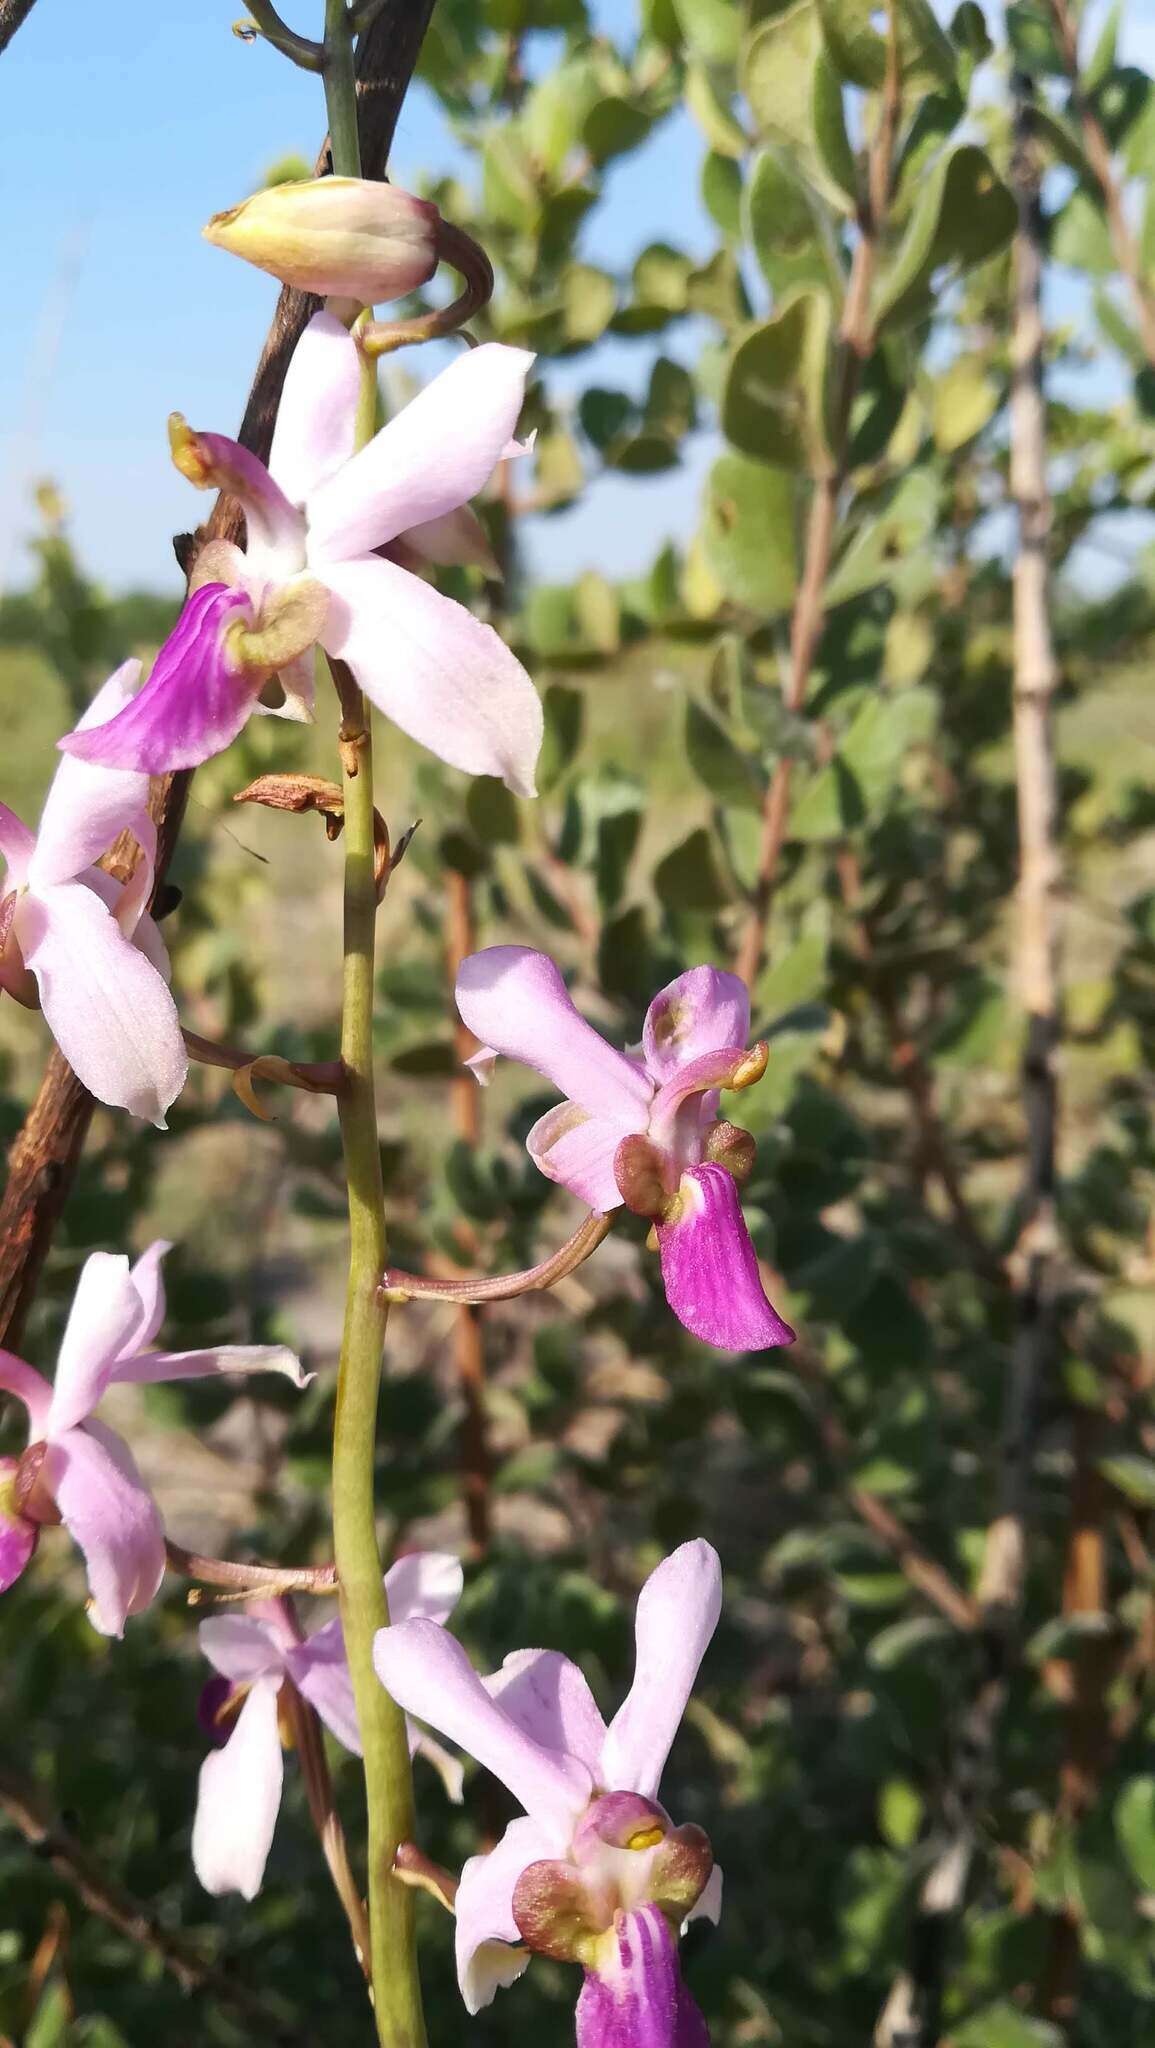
[0,1242,306,1636]
[0,662,187,1126]
[61,314,543,796]
[193,1551,464,1902]
[373,1540,724,2046]
[455,949,795,1353]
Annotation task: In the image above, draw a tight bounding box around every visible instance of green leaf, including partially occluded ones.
[1099,1453,1155,1505]
[466,776,520,845]
[722,293,834,470]
[874,144,1016,333]
[746,148,832,294]
[523,57,602,170]
[1085,0,1121,91]
[633,241,693,310]
[655,827,732,910]
[1005,2,1066,76]
[744,0,823,155]
[579,387,635,451]
[756,910,830,1019]
[930,353,999,452]
[533,427,584,507]
[524,583,579,657]
[1117,1776,1155,1891]
[574,571,621,654]
[685,61,749,157]
[582,96,653,164]
[702,150,744,238]
[702,452,798,613]
[685,698,765,812]
[819,0,956,90]
[537,683,584,793]
[951,2007,1063,2048]
[791,687,936,836]
[671,0,742,65]
[1051,188,1116,277]
[561,263,617,344]
[812,48,857,206]
[825,470,938,607]
[646,355,697,437]
[878,1779,923,1849]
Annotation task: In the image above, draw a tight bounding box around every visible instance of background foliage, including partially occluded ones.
[4,0,1155,2043]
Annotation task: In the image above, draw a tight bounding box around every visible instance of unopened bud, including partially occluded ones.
[203,176,440,303]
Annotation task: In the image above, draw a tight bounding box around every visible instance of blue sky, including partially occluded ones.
[0,0,1148,601]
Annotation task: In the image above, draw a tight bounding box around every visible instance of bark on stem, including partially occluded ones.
[0,0,436,1354]
[873,76,1062,2047]
[0,0,38,55]
[735,18,901,991]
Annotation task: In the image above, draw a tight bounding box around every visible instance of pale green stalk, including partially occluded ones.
[322,7,426,2043]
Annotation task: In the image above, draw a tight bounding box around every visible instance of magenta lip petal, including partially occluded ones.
[655,1164,795,1354]
[576,1906,709,2048]
[0,1458,37,1596]
[58,585,257,773]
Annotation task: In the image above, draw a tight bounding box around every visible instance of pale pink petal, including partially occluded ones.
[392,504,499,575]
[31,662,150,887]
[177,431,305,578]
[526,1102,627,1212]
[269,311,361,507]
[575,1903,708,2048]
[59,585,258,774]
[656,1165,795,1354]
[306,343,534,562]
[456,1815,552,2012]
[115,1343,308,1389]
[0,803,34,888]
[48,1251,143,1434]
[124,1240,173,1353]
[646,1047,753,1154]
[373,1618,592,1830]
[600,1540,722,1800]
[16,879,187,1125]
[484,1649,608,1775]
[685,1863,723,1928]
[642,967,750,1084]
[0,1350,53,1435]
[412,1729,465,1803]
[81,865,166,963]
[456,949,653,1124]
[0,1458,37,1593]
[192,1675,284,1899]
[385,1549,464,1625]
[198,1612,285,1684]
[128,905,173,981]
[285,1615,361,1754]
[46,1419,166,1636]
[321,555,542,798]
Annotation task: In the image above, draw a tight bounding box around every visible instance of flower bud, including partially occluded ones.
[203,177,440,303]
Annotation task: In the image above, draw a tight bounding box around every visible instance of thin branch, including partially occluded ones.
[0,0,437,1354]
[237,0,323,70]
[165,1540,338,1596]
[736,14,902,990]
[874,75,1062,2045]
[380,1211,612,1306]
[0,1762,293,2039]
[445,866,492,1556]
[0,0,38,56]
[1047,0,1155,368]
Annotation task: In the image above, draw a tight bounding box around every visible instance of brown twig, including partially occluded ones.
[381,1211,612,1306]
[1047,0,1155,369]
[0,0,437,1353]
[0,1762,293,2038]
[874,76,1062,2047]
[735,14,902,990]
[165,1539,338,1596]
[0,0,38,55]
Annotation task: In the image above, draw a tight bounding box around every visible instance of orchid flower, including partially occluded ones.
[192,1551,465,1901]
[61,314,543,796]
[0,662,187,1125]
[455,949,795,1353]
[373,1540,724,2046]
[0,1242,306,1635]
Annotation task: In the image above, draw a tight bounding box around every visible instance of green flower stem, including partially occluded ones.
[323,6,426,2043]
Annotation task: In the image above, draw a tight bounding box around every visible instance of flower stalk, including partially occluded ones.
[322,5,425,2041]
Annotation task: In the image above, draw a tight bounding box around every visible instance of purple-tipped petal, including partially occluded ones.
[286,1615,362,1754]
[576,1904,709,2048]
[172,426,305,579]
[0,1457,37,1594]
[456,949,653,1125]
[306,342,534,562]
[32,662,150,887]
[15,878,188,1126]
[48,1251,143,1434]
[600,1542,722,1802]
[59,585,257,774]
[526,1102,628,1212]
[385,1548,464,1625]
[456,1815,552,2012]
[198,1612,285,1684]
[268,311,360,507]
[646,1049,758,1154]
[321,554,543,798]
[373,1618,592,1831]
[192,1675,284,1900]
[655,1165,794,1355]
[0,803,35,888]
[642,969,750,1086]
[485,1649,609,1774]
[46,1420,166,1636]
